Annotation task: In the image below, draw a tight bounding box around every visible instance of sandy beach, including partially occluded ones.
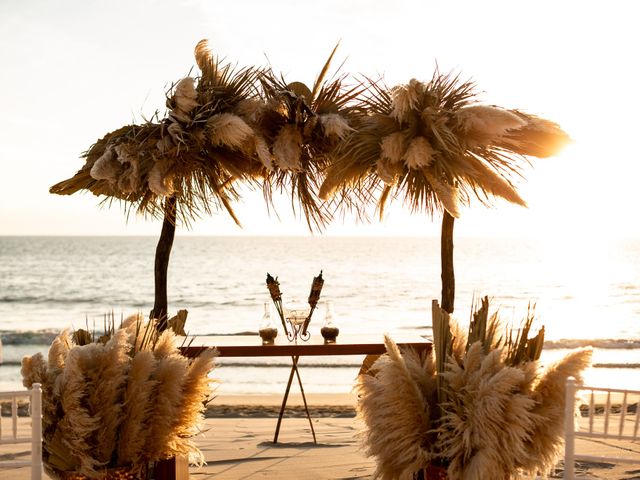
[2,392,639,479]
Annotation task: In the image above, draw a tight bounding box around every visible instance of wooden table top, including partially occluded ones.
[179,334,431,357]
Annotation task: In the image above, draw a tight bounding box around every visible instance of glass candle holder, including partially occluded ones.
[259,302,278,345]
[320,300,339,343]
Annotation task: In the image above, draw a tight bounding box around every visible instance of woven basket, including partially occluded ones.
[56,464,148,480]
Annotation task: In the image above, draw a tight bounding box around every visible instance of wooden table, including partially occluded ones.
[168,334,430,479]
[180,333,431,358]
[182,334,431,437]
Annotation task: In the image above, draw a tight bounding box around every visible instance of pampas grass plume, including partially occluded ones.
[148,161,174,196]
[521,347,593,473]
[356,335,433,479]
[391,79,424,123]
[194,39,213,72]
[145,354,189,461]
[319,113,353,140]
[153,330,178,359]
[273,124,303,171]
[207,113,254,149]
[253,135,273,171]
[173,77,198,115]
[380,132,405,164]
[469,157,526,207]
[171,348,217,465]
[117,350,158,466]
[89,146,119,182]
[91,329,131,464]
[375,158,403,186]
[58,344,104,476]
[458,105,527,137]
[21,352,48,388]
[403,136,436,169]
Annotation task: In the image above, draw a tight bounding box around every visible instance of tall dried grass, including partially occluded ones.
[21,316,217,479]
[355,298,592,480]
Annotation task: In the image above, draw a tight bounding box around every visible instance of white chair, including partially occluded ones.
[564,377,640,479]
[0,383,43,480]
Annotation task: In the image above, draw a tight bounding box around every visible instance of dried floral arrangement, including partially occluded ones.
[355,297,592,480]
[320,74,569,219]
[48,39,569,326]
[20,314,217,479]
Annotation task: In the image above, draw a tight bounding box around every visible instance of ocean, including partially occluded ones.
[1,236,639,394]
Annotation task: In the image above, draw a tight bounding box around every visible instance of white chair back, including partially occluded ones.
[564,377,640,479]
[0,383,43,480]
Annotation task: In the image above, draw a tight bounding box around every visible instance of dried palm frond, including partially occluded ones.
[321,70,569,220]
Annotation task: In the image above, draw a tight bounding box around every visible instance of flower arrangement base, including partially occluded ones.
[154,455,190,480]
[414,464,448,480]
[57,464,147,480]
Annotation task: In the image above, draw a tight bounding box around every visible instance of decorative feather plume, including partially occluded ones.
[206,113,254,149]
[403,136,436,169]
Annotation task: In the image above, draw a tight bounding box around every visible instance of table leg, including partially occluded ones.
[272,355,317,444]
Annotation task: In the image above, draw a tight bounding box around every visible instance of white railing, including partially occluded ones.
[0,383,43,480]
[564,377,640,479]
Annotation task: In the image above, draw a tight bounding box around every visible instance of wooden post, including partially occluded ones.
[440,212,455,315]
[154,455,189,480]
[151,196,177,331]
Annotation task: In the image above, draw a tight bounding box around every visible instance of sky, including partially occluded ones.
[1,0,639,239]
